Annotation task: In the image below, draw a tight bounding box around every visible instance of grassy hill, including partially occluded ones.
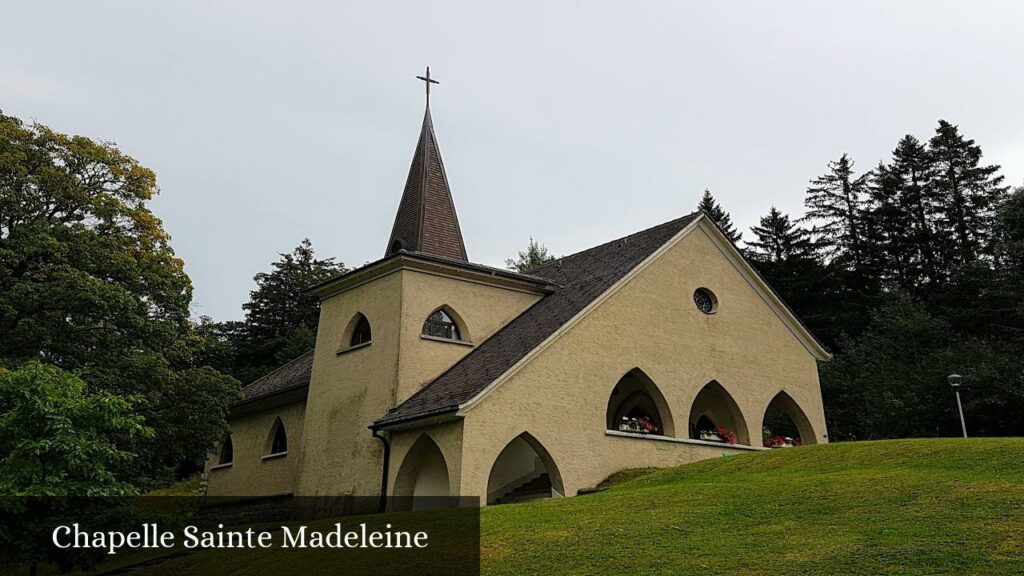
[17,438,1023,576]
[479,438,1024,575]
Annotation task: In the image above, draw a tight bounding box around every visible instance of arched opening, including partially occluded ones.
[218,435,233,465]
[421,307,465,341]
[390,239,405,254]
[487,432,564,505]
[688,381,751,445]
[392,435,451,511]
[606,368,675,436]
[345,313,372,347]
[762,391,816,447]
[264,417,287,456]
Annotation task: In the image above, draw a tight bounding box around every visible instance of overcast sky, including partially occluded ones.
[4,1,1023,320]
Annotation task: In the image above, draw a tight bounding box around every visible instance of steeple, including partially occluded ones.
[385,67,468,261]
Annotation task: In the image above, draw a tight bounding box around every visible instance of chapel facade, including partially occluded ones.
[204,83,831,509]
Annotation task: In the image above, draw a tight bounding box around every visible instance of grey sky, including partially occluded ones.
[4,1,1022,320]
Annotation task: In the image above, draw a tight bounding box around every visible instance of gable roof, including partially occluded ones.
[385,106,468,261]
[373,212,703,427]
[234,350,314,407]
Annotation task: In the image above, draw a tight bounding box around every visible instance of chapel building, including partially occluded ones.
[204,78,831,509]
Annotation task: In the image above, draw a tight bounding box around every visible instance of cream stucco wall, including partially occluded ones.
[396,270,541,403]
[450,220,828,500]
[294,265,540,497]
[204,399,306,496]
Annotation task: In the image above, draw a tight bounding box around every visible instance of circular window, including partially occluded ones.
[693,288,717,314]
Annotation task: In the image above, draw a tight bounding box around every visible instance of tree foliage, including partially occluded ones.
[0,110,239,488]
[802,154,869,267]
[505,238,557,272]
[201,239,346,384]
[753,119,1024,440]
[697,189,741,243]
[0,362,151,495]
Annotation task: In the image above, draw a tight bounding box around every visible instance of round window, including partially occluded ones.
[693,288,717,314]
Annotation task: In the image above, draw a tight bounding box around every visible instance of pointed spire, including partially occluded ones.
[385,69,468,261]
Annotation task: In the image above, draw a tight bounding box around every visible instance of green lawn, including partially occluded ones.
[479,438,1024,575]
[12,439,1024,576]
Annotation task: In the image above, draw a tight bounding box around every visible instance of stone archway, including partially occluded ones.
[688,381,751,445]
[762,391,816,447]
[606,368,675,436]
[392,434,451,511]
[487,432,564,505]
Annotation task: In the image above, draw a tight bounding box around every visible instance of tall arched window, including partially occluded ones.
[218,435,234,465]
[349,313,372,347]
[762,391,816,447]
[688,381,751,445]
[606,368,675,437]
[422,309,461,341]
[266,418,287,456]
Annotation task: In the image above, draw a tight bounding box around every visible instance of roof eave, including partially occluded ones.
[307,252,559,300]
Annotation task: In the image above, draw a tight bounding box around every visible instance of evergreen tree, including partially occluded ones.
[802,154,869,266]
[889,135,940,283]
[746,207,814,263]
[231,239,346,383]
[863,161,916,289]
[746,207,846,348]
[242,239,345,343]
[996,184,1024,269]
[697,189,742,243]
[927,120,1009,265]
[505,238,557,272]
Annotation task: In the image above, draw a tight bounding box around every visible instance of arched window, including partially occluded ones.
[266,418,287,456]
[606,368,675,437]
[762,391,816,448]
[348,313,372,347]
[422,309,461,341]
[218,435,233,465]
[688,381,751,445]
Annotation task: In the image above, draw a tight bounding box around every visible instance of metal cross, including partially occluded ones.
[416,66,439,106]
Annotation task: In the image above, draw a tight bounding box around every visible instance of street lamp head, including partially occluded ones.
[948,374,962,388]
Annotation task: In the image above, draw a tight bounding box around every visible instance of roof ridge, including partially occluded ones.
[528,211,703,276]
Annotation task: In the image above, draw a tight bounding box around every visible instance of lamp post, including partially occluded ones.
[947,374,967,439]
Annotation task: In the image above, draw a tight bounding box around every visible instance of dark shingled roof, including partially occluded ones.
[235,350,314,406]
[385,106,468,261]
[374,212,701,427]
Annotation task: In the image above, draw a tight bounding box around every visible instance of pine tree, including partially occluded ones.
[232,239,347,382]
[697,189,742,243]
[863,161,916,289]
[889,135,939,283]
[746,207,814,264]
[243,239,346,343]
[505,238,557,272]
[927,120,1009,265]
[802,154,869,267]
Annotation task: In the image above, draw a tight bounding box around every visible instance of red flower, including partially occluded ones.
[714,427,737,445]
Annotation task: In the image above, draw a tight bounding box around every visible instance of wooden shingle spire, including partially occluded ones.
[385,67,468,261]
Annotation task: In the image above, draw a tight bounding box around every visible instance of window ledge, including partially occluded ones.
[261,452,288,461]
[420,335,474,347]
[337,341,372,355]
[605,430,764,452]
[210,462,233,471]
